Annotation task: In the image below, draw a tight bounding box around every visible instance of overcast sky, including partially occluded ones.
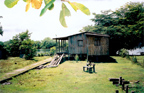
[0,0,143,42]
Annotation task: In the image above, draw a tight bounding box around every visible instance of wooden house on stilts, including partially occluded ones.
[53,32,110,62]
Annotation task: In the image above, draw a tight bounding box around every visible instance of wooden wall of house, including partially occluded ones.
[68,33,109,56]
[87,36,109,55]
[68,33,87,54]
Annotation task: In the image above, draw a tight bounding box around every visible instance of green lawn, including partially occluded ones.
[0,56,144,93]
[136,56,144,64]
[0,56,49,74]
[129,56,144,67]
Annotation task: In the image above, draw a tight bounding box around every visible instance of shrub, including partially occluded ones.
[0,41,8,59]
[126,54,130,59]
[50,47,56,56]
[75,54,79,62]
[20,39,36,60]
[41,53,44,56]
[131,56,137,63]
[38,53,41,57]
[45,52,50,56]
[118,48,129,58]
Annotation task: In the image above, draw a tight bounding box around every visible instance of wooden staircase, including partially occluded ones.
[47,54,64,68]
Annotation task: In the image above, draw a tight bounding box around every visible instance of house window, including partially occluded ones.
[94,37,100,46]
[78,40,83,47]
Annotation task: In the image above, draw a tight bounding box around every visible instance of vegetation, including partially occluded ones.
[20,39,37,60]
[34,41,41,49]
[131,56,138,63]
[75,54,79,62]
[118,48,129,58]
[0,56,49,74]
[3,30,31,57]
[50,46,56,56]
[40,37,56,49]
[0,41,8,59]
[0,23,3,36]
[0,56,144,93]
[33,37,56,51]
[1,30,37,60]
[4,0,90,27]
[129,56,144,68]
[0,30,56,59]
[118,48,143,68]
[80,2,144,55]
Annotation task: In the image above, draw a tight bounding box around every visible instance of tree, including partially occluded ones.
[4,30,32,57]
[0,25,3,36]
[4,0,90,27]
[4,40,12,55]
[81,2,144,55]
[50,46,56,56]
[20,39,36,60]
[0,41,8,59]
[19,30,31,42]
[34,41,41,49]
[0,41,4,49]
[41,37,56,49]
[0,16,3,36]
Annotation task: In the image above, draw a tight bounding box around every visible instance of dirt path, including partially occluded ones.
[0,57,52,83]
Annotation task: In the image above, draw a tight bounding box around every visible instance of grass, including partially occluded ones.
[129,56,144,67]
[0,56,49,74]
[136,56,144,62]
[0,56,144,93]
[136,56,144,66]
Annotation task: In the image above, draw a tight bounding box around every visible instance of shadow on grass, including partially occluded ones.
[60,56,117,64]
[83,70,97,74]
[89,56,117,63]
[60,57,69,64]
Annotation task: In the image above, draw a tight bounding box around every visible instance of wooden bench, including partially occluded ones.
[87,63,95,72]
[83,66,92,73]
[83,63,95,73]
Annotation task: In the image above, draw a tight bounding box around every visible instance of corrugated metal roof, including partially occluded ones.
[53,32,110,40]
[85,32,109,37]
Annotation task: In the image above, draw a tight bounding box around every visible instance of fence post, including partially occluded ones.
[115,90,119,93]
[119,76,122,85]
[93,64,95,72]
[122,83,125,90]
[126,85,128,93]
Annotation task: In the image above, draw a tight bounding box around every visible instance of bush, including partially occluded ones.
[20,39,36,60]
[41,53,44,56]
[75,54,79,62]
[118,48,129,58]
[45,52,50,56]
[50,47,56,56]
[131,56,137,63]
[0,41,8,59]
[38,53,41,57]
[126,54,130,59]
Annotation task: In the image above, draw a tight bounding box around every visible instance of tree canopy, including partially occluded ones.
[0,16,3,36]
[20,39,36,59]
[41,37,56,49]
[34,41,41,49]
[3,30,33,57]
[80,2,144,55]
[0,26,3,36]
